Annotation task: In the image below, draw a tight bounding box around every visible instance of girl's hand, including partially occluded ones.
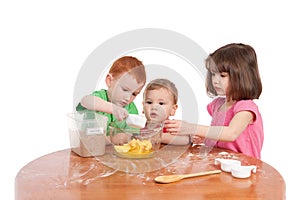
[112,104,129,121]
[163,120,182,134]
[164,120,197,135]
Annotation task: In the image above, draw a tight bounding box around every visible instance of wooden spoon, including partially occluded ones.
[154,170,222,184]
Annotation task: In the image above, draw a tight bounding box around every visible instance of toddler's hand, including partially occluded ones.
[112,104,129,121]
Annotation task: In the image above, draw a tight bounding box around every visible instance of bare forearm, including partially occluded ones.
[81,95,113,113]
[165,121,239,142]
[194,111,253,141]
[193,125,240,142]
[161,134,190,145]
[165,116,249,142]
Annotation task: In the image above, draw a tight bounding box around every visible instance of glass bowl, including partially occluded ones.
[109,121,163,159]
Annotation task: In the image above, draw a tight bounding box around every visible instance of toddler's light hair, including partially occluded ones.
[143,79,178,104]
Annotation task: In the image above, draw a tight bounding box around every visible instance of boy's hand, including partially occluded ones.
[112,104,129,121]
[111,132,131,145]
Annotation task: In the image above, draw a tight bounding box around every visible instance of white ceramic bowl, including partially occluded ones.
[215,158,241,172]
[231,165,257,178]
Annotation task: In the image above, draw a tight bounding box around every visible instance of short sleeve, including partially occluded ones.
[125,102,139,114]
[76,89,108,111]
[91,89,108,100]
[233,100,259,123]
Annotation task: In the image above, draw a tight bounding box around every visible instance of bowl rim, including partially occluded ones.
[109,121,164,134]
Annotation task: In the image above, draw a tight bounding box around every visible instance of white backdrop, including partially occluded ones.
[1,1,298,199]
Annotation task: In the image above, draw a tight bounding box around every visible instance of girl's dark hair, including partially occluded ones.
[205,43,262,100]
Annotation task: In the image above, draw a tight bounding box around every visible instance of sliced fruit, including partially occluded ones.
[114,145,131,153]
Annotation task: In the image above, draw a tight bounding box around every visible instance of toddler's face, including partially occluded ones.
[143,88,177,123]
[108,73,144,107]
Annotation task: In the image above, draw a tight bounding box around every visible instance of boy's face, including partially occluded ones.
[106,73,144,107]
[143,88,178,123]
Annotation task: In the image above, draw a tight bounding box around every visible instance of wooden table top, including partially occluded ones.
[15,145,285,200]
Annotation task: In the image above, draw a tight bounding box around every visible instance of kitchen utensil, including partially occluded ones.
[154,170,221,184]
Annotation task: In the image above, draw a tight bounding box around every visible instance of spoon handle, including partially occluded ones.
[182,170,222,179]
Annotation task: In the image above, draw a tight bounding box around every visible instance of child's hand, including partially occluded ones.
[164,119,186,135]
[164,120,197,135]
[112,104,129,121]
[111,132,131,145]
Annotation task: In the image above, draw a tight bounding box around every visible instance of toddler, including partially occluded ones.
[143,78,190,145]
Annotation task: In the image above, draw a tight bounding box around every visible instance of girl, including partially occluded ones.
[165,43,264,159]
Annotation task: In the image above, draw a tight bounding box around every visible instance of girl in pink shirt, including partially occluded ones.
[165,43,264,159]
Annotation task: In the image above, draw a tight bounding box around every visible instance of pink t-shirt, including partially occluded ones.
[206,97,264,159]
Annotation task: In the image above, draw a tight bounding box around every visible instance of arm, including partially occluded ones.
[81,95,113,113]
[165,111,254,142]
[81,95,128,121]
[161,133,190,145]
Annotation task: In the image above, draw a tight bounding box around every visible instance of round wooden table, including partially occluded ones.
[15,145,285,200]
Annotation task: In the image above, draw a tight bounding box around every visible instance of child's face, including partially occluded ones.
[211,72,230,96]
[106,73,144,107]
[143,88,177,123]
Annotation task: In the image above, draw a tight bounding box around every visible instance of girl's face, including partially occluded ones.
[106,73,144,107]
[211,71,230,96]
[143,88,178,123]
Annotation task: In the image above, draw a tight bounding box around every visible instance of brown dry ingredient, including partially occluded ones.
[69,130,105,157]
